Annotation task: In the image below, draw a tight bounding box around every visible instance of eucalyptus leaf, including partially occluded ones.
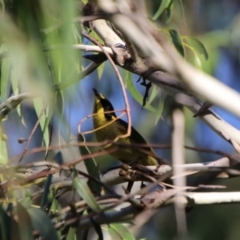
[184,36,208,60]
[0,127,8,164]
[78,133,101,195]
[169,29,185,57]
[0,56,10,100]
[41,174,52,209]
[73,177,101,211]
[16,203,34,240]
[108,223,135,240]
[27,207,59,240]
[0,205,12,240]
[66,227,77,240]
[152,0,172,21]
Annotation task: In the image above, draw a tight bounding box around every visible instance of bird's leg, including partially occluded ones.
[136,76,152,109]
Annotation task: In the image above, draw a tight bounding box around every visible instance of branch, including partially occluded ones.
[0,93,34,120]
[88,2,240,149]
[172,108,187,236]
[66,190,240,230]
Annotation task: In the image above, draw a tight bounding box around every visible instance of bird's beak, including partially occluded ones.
[93,88,100,99]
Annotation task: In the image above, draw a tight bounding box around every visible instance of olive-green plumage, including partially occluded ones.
[92,88,164,166]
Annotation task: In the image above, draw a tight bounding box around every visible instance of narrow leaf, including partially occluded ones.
[184,36,208,60]
[0,205,12,240]
[20,190,32,207]
[155,93,166,124]
[78,133,101,195]
[41,174,52,209]
[33,98,50,149]
[169,29,185,57]
[73,177,100,211]
[0,56,10,100]
[108,223,135,240]
[16,203,34,240]
[152,0,171,21]
[0,128,8,164]
[27,207,59,240]
[66,227,77,240]
[177,0,185,24]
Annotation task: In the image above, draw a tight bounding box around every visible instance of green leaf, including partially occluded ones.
[193,53,203,69]
[176,0,185,24]
[81,0,88,4]
[154,92,166,124]
[152,0,172,21]
[66,227,77,240]
[108,224,135,240]
[164,1,173,23]
[27,207,59,240]
[73,177,100,212]
[0,54,10,101]
[0,205,12,240]
[78,133,101,195]
[184,36,208,60]
[50,196,62,215]
[0,0,5,12]
[20,189,32,207]
[16,203,34,240]
[0,127,8,164]
[169,29,185,57]
[33,98,51,150]
[147,85,159,105]
[41,174,52,209]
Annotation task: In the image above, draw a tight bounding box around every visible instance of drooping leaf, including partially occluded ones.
[169,29,185,57]
[19,189,32,207]
[78,133,101,195]
[66,227,77,240]
[147,85,159,105]
[27,207,59,240]
[41,174,52,209]
[155,92,166,124]
[33,98,50,149]
[0,205,12,240]
[0,46,10,100]
[16,203,34,240]
[152,0,172,21]
[184,36,208,60]
[73,177,101,212]
[108,223,135,240]
[176,0,185,24]
[0,125,8,164]
[164,0,173,23]
[50,195,62,215]
[193,53,203,69]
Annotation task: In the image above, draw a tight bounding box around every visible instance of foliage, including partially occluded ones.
[0,0,240,239]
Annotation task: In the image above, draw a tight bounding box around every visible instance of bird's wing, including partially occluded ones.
[116,119,153,152]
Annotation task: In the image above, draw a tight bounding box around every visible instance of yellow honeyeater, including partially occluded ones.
[92,88,165,166]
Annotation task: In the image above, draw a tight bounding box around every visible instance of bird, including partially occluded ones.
[92,88,166,166]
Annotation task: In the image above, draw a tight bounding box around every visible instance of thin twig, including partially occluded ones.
[18,102,48,163]
[82,32,132,141]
